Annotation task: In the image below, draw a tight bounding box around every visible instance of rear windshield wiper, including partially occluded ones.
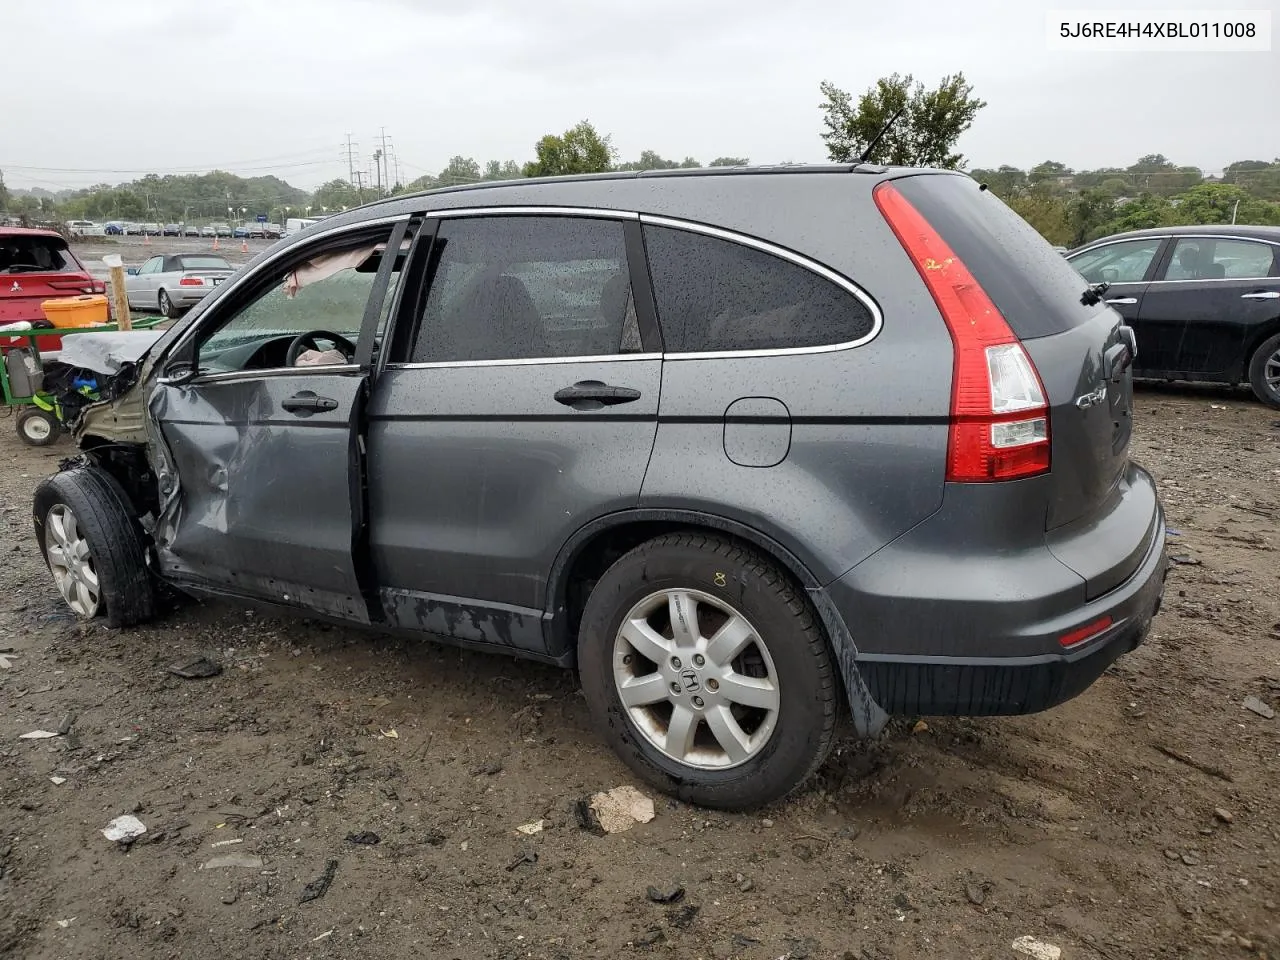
[1080,281,1110,306]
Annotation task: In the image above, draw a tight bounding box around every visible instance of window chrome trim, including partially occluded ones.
[1148,276,1280,285]
[426,206,640,221]
[638,214,883,359]
[165,213,410,363]
[187,364,361,385]
[1067,235,1171,259]
[386,353,661,371]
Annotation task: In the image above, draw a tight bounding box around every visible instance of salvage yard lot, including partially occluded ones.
[1,386,1278,960]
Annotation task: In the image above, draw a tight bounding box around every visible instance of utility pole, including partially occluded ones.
[342,134,360,186]
[353,170,365,205]
[373,149,383,194]
[378,127,391,195]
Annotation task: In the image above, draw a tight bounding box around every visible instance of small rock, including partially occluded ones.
[1243,696,1275,720]
[912,719,929,734]
[345,832,380,845]
[761,818,774,828]
[1164,849,1180,860]
[738,879,754,892]
[633,928,664,947]
[965,882,987,905]
[221,890,238,905]
[646,883,685,904]
[423,828,446,847]
[1182,853,1201,866]
[130,801,143,814]
[102,815,147,844]
[1011,935,1062,960]
[473,761,503,776]
[1213,807,1234,825]
[667,904,700,929]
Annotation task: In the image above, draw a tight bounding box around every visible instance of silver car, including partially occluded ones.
[125,254,236,318]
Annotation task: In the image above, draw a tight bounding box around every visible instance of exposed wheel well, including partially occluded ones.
[553,518,820,661]
[1246,318,1280,366]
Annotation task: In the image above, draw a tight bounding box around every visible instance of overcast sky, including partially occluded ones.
[4,0,1276,192]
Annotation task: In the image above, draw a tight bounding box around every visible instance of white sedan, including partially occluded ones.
[125,254,236,318]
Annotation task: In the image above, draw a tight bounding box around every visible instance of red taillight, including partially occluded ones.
[48,277,103,295]
[874,181,1051,482]
[1059,615,1113,648]
[179,277,204,286]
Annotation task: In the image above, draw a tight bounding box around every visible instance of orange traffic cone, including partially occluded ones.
[212,236,220,251]
[240,238,248,254]
[143,231,151,246]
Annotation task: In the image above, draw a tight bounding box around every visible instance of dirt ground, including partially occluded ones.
[1,382,1278,960]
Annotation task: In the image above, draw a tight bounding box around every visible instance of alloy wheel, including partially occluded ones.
[612,589,780,770]
[45,504,101,617]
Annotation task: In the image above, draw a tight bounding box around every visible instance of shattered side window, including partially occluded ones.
[195,232,402,373]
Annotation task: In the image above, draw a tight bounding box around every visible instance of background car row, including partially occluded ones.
[97,221,282,239]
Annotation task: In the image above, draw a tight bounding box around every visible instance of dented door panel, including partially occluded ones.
[148,369,370,621]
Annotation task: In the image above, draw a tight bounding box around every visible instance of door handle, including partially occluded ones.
[1241,291,1280,300]
[282,391,339,413]
[1106,297,1138,305]
[554,380,642,408]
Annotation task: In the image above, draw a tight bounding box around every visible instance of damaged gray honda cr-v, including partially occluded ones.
[33,165,1167,809]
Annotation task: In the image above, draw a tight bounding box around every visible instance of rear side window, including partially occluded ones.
[0,235,82,275]
[893,174,1101,339]
[1163,237,1277,280]
[642,225,875,353]
[411,216,641,363]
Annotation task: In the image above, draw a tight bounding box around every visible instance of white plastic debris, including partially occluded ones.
[210,838,244,848]
[0,652,17,669]
[201,853,264,870]
[1012,936,1062,960]
[49,776,67,785]
[516,819,546,836]
[19,730,60,740]
[55,918,76,929]
[588,785,655,834]
[102,815,147,843]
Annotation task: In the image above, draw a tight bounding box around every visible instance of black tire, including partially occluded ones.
[1247,331,1280,410]
[33,466,155,628]
[158,289,179,319]
[577,533,839,810]
[16,407,60,447]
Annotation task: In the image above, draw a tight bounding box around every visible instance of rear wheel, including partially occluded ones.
[577,533,839,810]
[1248,332,1280,410]
[158,289,179,319]
[33,467,155,628]
[16,407,60,446]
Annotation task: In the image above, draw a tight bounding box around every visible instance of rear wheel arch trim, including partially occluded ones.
[547,509,888,738]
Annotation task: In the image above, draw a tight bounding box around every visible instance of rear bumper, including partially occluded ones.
[171,286,215,306]
[825,462,1166,717]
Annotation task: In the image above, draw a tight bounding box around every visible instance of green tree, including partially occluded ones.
[1100,194,1180,233]
[1068,188,1117,245]
[1099,177,1132,197]
[617,150,680,172]
[0,169,8,213]
[438,156,481,187]
[970,165,1027,199]
[312,178,364,212]
[1028,160,1073,185]
[710,157,749,166]
[1222,159,1280,201]
[818,72,986,168]
[481,160,521,181]
[1173,182,1280,226]
[523,121,615,178]
[1007,193,1072,246]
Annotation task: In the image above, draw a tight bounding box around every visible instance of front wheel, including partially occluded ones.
[16,406,60,446]
[33,467,155,628]
[1248,332,1280,410]
[577,533,839,810]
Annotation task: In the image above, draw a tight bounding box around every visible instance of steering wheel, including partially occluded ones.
[285,330,357,366]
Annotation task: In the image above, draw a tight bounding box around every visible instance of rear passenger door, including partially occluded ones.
[366,212,662,653]
[1138,236,1280,378]
[1065,237,1164,369]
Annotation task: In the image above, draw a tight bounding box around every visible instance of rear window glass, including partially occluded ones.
[0,235,82,275]
[642,225,875,353]
[178,256,233,271]
[892,174,1100,339]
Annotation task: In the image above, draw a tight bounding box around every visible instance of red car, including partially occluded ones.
[1,227,107,355]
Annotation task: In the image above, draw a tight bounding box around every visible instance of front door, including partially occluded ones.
[1138,235,1280,378]
[147,219,410,621]
[367,213,661,654]
[1067,236,1165,368]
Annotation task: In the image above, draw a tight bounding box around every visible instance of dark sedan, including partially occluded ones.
[1066,225,1280,408]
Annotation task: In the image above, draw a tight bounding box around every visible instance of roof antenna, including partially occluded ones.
[858,106,905,164]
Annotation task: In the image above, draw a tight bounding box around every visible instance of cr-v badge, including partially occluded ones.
[1075,384,1108,409]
